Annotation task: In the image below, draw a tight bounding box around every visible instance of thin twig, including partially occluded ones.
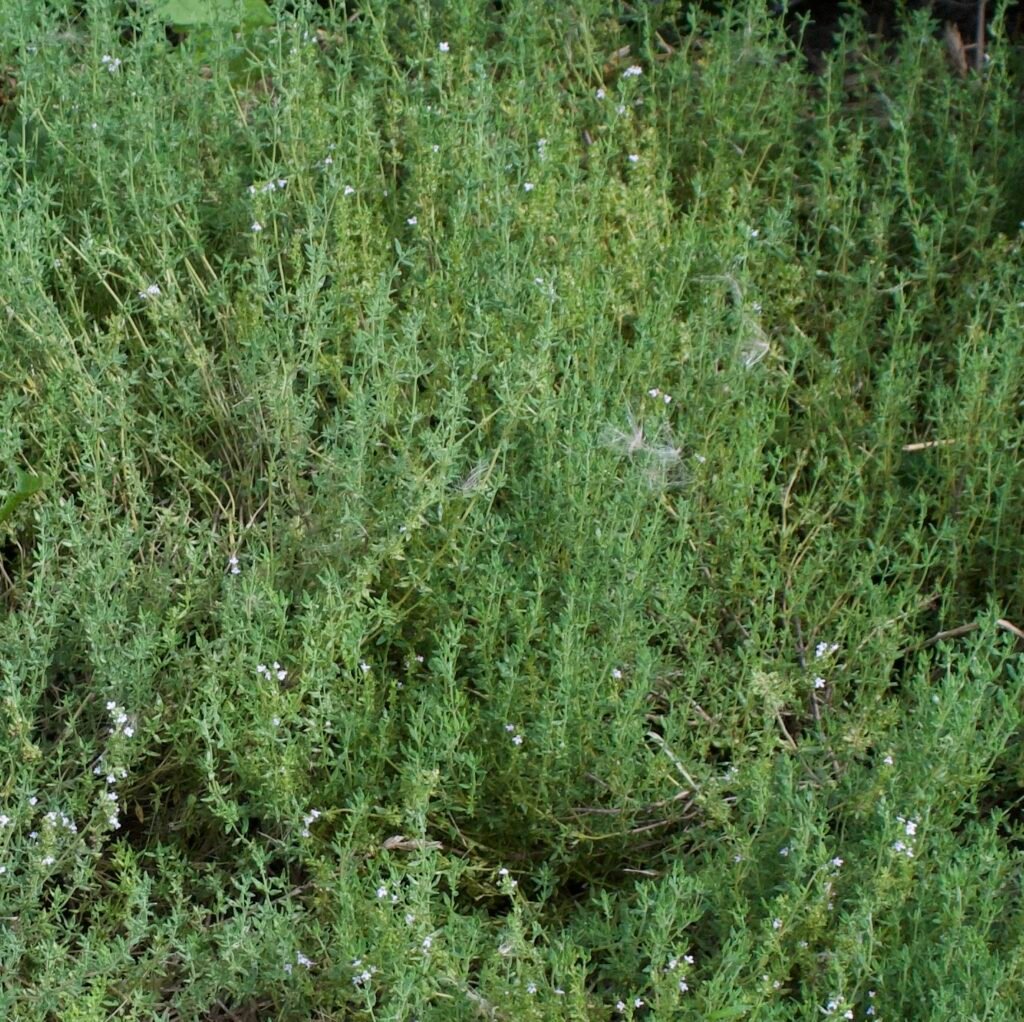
[902,439,956,452]
[569,789,692,817]
[976,0,987,71]
[646,731,701,793]
[997,619,1024,641]
[906,621,979,655]
[775,711,799,751]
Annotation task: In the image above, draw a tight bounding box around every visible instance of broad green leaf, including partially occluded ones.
[0,469,48,528]
[151,0,274,29]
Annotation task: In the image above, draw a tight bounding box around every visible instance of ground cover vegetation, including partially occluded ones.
[1,0,1023,1018]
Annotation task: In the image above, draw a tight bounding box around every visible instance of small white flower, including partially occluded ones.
[138,284,161,300]
[684,955,694,965]
[421,935,432,951]
[780,846,790,856]
[0,866,6,875]
[406,216,418,226]
[512,734,524,746]
[101,54,121,73]
[404,912,415,925]
[616,104,626,114]
[323,155,333,166]
[284,962,293,975]
[504,723,515,732]
[523,182,534,192]
[621,65,643,78]
[772,918,782,930]
[883,754,894,766]
[296,952,313,968]
[815,642,840,659]
[376,886,388,899]
[276,669,287,681]
[251,221,263,232]
[678,979,689,993]
[814,676,827,689]
[41,855,55,866]
[634,998,644,1008]
[555,987,565,995]
[527,982,537,995]
[596,87,606,99]
[0,815,9,828]
[616,1002,627,1014]
[611,667,623,679]
[344,185,355,196]
[438,41,449,52]
[123,725,135,738]
[648,388,660,398]
[228,555,240,574]
[360,662,371,674]
[28,797,38,807]
[749,228,760,239]
[271,716,281,727]
[498,867,509,877]
[628,154,639,163]
[830,857,843,869]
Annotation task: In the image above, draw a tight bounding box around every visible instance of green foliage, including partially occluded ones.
[151,0,275,29]
[0,0,1023,1018]
[0,469,47,529]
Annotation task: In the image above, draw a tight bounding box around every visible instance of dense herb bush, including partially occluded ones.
[1,1,1023,1018]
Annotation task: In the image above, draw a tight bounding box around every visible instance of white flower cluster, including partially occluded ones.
[820,997,855,1018]
[814,642,840,691]
[284,950,314,974]
[300,808,321,838]
[665,952,695,994]
[93,759,129,828]
[257,662,288,683]
[106,701,135,739]
[43,809,77,835]
[893,815,918,858]
[503,723,524,746]
[351,958,378,987]
[247,178,288,196]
